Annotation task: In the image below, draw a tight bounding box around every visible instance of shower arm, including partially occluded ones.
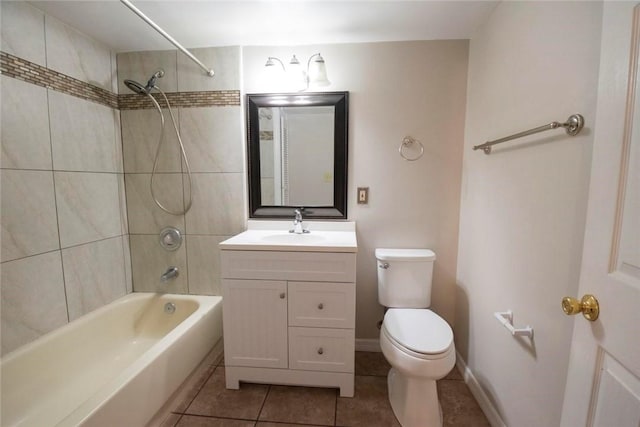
[120,0,215,77]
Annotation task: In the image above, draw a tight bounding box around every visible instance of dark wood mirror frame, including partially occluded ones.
[246,91,349,219]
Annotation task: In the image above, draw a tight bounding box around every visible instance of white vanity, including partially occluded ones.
[219,221,357,397]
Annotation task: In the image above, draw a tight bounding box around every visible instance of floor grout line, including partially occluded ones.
[255,383,271,423]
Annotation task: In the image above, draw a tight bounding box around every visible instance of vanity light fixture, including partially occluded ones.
[264,53,330,91]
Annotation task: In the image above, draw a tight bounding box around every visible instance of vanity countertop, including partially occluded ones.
[219,221,357,253]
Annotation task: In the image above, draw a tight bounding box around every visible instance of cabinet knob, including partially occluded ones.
[279,292,285,299]
[318,303,324,310]
[317,347,324,355]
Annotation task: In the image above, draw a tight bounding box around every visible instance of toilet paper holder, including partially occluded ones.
[494,310,534,338]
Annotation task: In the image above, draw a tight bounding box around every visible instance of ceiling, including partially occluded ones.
[29,1,499,53]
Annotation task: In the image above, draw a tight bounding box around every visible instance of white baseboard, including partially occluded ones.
[355,338,381,352]
[456,352,507,427]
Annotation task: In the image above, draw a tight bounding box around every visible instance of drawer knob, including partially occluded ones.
[318,303,324,310]
[279,292,285,299]
[317,347,324,355]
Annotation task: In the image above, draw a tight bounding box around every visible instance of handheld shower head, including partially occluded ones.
[123,69,165,95]
[124,79,149,95]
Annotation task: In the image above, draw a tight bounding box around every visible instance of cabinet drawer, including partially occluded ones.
[221,250,356,282]
[288,282,355,328]
[288,327,354,373]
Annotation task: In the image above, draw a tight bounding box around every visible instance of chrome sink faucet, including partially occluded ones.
[290,208,310,234]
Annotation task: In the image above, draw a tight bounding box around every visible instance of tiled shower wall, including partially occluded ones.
[0,2,130,355]
[118,48,244,295]
[1,2,245,356]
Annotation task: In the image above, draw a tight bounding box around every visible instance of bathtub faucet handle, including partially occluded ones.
[160,266,179,283]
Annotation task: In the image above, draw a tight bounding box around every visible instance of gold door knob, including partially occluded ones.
[561,294,599,321]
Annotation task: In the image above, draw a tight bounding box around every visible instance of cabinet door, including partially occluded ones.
[222,279,288,368]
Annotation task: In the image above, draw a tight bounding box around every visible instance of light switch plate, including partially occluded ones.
[357,187,369,204]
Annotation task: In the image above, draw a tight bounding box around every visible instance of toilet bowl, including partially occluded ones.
[380,308,455,427]
[375,249,455,427]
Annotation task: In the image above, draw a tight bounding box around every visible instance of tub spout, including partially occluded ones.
[160,266,179,283]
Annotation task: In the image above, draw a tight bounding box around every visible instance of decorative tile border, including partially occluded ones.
[1,51,118,109]
[1,51,240,110]
[119,90,240,110]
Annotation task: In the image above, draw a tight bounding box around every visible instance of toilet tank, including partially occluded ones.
[375,248,436,308]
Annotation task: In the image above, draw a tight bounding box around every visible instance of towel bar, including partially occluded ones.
[474,114,584,154]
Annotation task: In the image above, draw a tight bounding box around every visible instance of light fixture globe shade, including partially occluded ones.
[287,54,306,91]
[308,55,330,87]
[264,57,286,90]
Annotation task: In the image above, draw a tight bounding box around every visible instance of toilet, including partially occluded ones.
[376,248,455,427]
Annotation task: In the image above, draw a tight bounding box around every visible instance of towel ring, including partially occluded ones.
[399,136,424,161]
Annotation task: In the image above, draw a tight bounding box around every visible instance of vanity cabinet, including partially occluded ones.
[221,249,356,397]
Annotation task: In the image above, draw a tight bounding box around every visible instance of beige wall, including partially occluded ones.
[244,41,469,338]
[0,2,130,355]
[457,2,602,425]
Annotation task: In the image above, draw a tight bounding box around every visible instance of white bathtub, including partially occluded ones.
[1,292,223,427]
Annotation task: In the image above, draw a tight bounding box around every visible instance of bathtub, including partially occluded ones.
[1,292,223,427]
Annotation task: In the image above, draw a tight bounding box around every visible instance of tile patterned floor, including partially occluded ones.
[155,352,489,427]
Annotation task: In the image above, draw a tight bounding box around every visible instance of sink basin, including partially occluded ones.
[219,221,357,253]
[261,233,327,244]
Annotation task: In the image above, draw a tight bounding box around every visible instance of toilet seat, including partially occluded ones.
[382,309,453,360]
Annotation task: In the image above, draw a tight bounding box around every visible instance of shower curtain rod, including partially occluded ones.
[120,0,215,77]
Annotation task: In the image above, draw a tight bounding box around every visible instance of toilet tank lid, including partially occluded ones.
[375,248,436,261]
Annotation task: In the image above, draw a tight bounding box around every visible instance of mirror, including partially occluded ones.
[246,92,349,219]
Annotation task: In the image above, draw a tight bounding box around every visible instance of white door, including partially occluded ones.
[561,3,640,426]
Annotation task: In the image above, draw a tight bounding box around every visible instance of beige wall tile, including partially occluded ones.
[1,170,59,262]
[125,173,185,233]
[1,251,68,355]
[0,3,129,357]
[185,173,245,235]
[121,108,182,173]
[177,46,240,91]
[62,236,127,321]
[44,15,112,90]
[1,76,52,170]
[48,91,120,172]
[55,172,122,248]
[117,173,129,235]
[0,1,46,66]
[111,51,118,94]
[113,109,124,173]
[180,106,244,173]
[122,235,133,294]
[129,234,187,293]
[186,235,228,295]
[117,50,178,94]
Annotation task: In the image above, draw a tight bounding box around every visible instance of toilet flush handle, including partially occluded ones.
[379,262,390,269]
